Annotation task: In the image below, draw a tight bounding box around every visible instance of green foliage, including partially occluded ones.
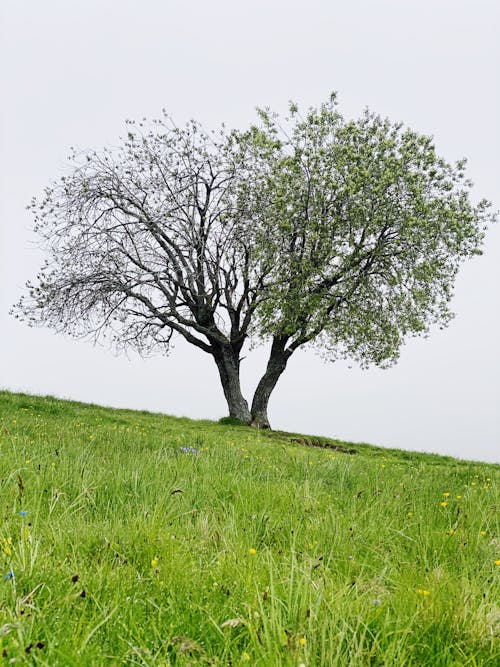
[242,96,496,366]
[0,390,498,665]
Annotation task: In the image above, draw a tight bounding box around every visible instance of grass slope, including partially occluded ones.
[0,390,498,666]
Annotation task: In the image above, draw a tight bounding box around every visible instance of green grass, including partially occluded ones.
[0,390,498,666]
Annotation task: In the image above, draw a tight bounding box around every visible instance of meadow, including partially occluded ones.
[0,390,498,665]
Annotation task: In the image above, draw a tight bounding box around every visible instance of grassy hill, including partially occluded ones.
[0,390,498,665]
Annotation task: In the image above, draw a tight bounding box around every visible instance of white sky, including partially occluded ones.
[1,0,499,462]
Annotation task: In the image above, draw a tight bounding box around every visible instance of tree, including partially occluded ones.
[13,95,495,428]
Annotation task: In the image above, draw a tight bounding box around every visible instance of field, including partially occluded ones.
[0,390,498,665]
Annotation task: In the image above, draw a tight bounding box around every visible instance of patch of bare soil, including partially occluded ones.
[263,430,357,454]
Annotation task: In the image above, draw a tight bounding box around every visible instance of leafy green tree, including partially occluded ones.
[14,95,495,427]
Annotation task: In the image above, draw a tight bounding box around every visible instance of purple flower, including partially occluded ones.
[19,510,27,517]
[179,446,200,455]
[4,570,15,581]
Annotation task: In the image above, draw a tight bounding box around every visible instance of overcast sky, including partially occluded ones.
[1,0,499,462]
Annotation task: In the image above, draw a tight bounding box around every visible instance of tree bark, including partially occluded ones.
[212,336,291,429]
[250,336,290,428]
[211,343,252,423]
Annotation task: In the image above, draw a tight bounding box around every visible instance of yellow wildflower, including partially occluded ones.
[495,560,500,567]
[416,588,431,596]
[248,548,257,555]
[440,501,448,507]
[443,492,450,497]
[151,558,158,568]
[299,636,307,646]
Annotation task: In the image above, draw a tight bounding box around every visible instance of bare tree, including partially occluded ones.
[14,96,495,428]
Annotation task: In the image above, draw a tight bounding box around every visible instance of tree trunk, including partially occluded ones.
[212,343,252,423]
[250,336,290,428]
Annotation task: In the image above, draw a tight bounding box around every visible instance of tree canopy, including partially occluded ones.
[14,94,495,427]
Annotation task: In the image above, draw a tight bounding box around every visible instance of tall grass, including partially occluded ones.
[0,390,498,665]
